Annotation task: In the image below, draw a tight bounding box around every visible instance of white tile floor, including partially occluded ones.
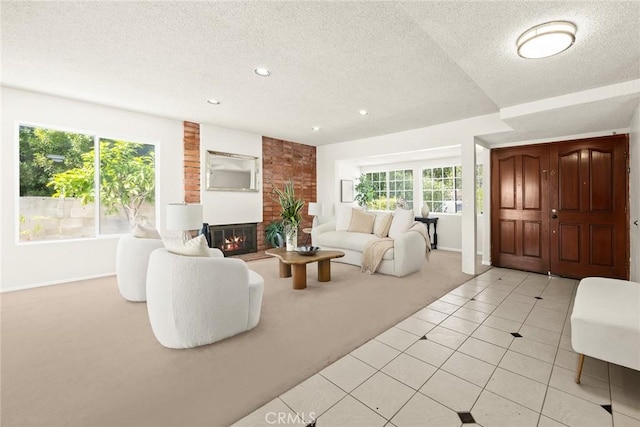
[233,268,640,427]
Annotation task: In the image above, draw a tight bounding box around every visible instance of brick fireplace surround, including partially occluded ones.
[182,123,317,254]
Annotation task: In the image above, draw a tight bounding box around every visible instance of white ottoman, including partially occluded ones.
[571,277,640,383]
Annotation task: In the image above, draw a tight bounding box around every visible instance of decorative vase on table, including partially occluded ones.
[285,224,298,252]
[421,203,430,218]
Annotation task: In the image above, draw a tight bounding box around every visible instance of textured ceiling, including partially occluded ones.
[2,1,639,146]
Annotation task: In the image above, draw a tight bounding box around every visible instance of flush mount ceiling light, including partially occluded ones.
[358,110,369,116]
[517,21,576,59]
[206,99,220,105]
[311,126,320,131]
[253,67,271,77]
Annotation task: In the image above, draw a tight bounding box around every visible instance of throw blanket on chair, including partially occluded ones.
[361,222,431,274]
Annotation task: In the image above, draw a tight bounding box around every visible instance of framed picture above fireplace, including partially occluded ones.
[206,150,259,192]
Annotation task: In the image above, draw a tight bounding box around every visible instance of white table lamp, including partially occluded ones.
[166,203,203,241]
[308,202,324,228]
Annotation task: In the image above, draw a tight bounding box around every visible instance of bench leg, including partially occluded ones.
[576,353,585,384]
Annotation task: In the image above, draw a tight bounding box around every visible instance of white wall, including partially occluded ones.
[1,87,184,290]
[629,102,640,282]
[200,124,263,225]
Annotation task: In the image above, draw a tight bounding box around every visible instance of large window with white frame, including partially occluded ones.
[421,164,483,214]
[18,124,156,242]
[363,169,413,210]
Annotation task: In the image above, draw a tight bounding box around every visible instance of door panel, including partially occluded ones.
[549,135,628,279]
[558,150,581,211]
[590,150,613,211]
[523,156,542,209]
[499,157,516,209]
[491,146,549,274]
[522,221,542,257]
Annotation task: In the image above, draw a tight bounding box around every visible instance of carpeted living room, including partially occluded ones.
[2,251,482,426]
[2,2,640,427]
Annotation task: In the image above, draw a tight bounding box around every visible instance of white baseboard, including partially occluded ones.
[436,246,461,252]
[433,247,485,257]
[1,272,116,293]
[482,260,492,266]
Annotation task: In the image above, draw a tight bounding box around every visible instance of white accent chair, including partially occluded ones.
[146,248,264,349]
[116,235,164,302]
[571,277,640,383]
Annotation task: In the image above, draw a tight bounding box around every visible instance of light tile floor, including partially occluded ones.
[233,268,640,427]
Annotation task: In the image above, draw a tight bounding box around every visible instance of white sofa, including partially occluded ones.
[146,248,264,349]
[311,209,427,277]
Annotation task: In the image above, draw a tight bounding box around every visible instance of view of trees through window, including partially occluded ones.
[363,169,413,210]
[422,164,483,214]
[19,125,156,242]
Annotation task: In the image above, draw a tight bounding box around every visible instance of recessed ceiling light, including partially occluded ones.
[517,21,576,59]
[253,67,271,77]
[312,126,320,131]
[359,110,369,116]
[206,99,220,105]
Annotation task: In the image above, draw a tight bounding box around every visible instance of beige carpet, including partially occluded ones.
[1,251,486,427]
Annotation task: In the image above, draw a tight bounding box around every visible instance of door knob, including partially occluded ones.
[551,214,558,219]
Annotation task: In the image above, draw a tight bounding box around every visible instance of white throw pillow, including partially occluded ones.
[388,209,415,239]
[373,212,393,238]
[132,224,161,239]
[336,205,360,231]
[162,234,210,257]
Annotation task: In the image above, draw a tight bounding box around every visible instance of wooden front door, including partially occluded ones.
[491,145,550,274]
[549,135,628,279]
[491,135,629,280]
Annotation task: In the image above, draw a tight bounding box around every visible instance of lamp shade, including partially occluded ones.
[308,202,324,217]
[166,203,203,231]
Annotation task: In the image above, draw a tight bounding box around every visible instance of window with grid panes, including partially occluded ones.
[422,164,483,214]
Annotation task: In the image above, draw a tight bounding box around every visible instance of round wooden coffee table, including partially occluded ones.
[265,248,345,290]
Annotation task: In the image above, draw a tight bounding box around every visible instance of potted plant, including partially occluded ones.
[354,174,375,208]
[264,221,285,248]
[272,180,305,251]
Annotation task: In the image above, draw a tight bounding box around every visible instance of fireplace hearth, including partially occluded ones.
[207,223,257,256]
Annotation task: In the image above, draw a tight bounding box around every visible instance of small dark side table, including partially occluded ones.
[414,217,438,249]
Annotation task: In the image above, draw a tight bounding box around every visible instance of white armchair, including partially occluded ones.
[146,248,264,349]
[116,235,164,302]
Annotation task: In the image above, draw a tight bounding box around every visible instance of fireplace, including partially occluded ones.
[207,223,257,256]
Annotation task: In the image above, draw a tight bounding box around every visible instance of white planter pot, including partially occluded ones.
[285,227,298,251]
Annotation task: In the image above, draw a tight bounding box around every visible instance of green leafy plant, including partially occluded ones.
[272,180,305,229]
[48,140,155,225]
[354,174,375,208]
[264,221,285,248]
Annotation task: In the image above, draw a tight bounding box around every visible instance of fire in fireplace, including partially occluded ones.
[207,223,257,256]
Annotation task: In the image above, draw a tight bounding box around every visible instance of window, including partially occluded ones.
[363,169,413,210]
[388,169,413,209]
[19,125,156,242]
[422,164,483,214]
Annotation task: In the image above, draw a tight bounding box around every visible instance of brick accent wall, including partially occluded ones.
[183,121,200,203]
[259,137,317,251]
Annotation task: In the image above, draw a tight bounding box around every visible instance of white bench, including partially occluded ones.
[571,277,640,383]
